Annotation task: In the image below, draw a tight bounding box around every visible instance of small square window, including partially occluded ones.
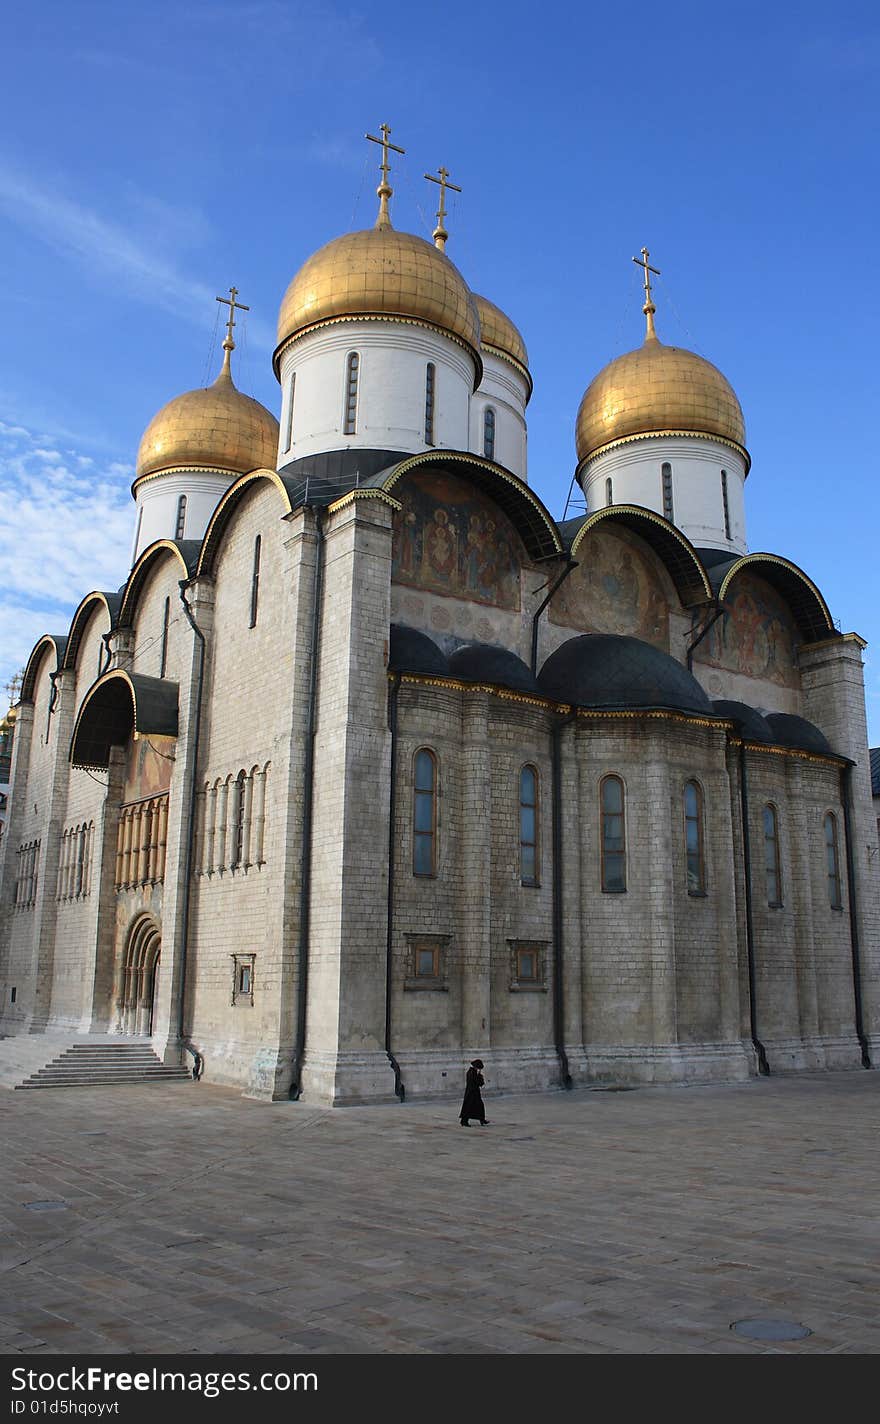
[508,941,548,993]
[517,949,538,982]
[416,947,438,977]
[231,954,255,1006]
[404,935,449,991]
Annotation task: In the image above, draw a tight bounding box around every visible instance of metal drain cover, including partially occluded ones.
[23,1201,68,1212]
[732,1318,811,1341]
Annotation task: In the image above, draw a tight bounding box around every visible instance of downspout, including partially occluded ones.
[531,559,577,676]
[840,762,871,1068]
[99,631,113,677]
[738,743,770,1075]
[384,673,405,1099]
[290,509,325,1100]
[177,580,206,1076]
[551,708,577,1089]
[686,600,725,672]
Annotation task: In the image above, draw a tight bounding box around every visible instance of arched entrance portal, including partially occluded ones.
[121,915,161,1036]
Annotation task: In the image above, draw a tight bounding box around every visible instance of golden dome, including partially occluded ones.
[135,358,279,484]
[473,294,529,372]
[576,332,746,465]
[275,226,481,373]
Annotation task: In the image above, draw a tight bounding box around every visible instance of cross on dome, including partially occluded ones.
[215,286,250,374]
[365,123,406,229]
[424,166,462,251]
[632,247,661,341]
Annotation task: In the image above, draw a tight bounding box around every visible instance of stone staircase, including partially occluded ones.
[2,1036,192,1090]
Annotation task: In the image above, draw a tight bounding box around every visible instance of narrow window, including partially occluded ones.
[605,476,613,507]
[425,363,436,446]
[159,596,170,678]
[600,775,626,892]
[249,535,261,628]
[763,803,782,906]
[516,947,538,982]
[239,962,251,995]
[413,749,437,877]
[343,352,359,435]
[684,780,705,894]
[284,372,295,453]
[232,771,247,867]
[520,765,539,886]
[662,462,674,522]
[721,469,731,540]
[175,494,187,541]
[416,945,440,978]
[483,407,496,460]
[825,812,842,908]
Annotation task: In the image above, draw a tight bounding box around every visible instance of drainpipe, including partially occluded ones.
[686,601,725,672]
[177,580,206,1075]
[738,744,770,1075]
[290,509,325,1100]
[99,631,113,677]
[385,673,405,1100]
[840,763,871,1068]
[551,708,577,1089]
[531,559,577,676]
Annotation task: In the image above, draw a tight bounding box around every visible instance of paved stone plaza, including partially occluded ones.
[1,1072,878,1354]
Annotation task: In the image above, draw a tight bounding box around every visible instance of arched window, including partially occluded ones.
[662,463,674,522]
[250,535,261,628]
[684,780,705,894]
[824,812,842,908]
[519,765,539,886]
[600,775,626,892]
[159,596,170,679]
[721,469,731,541]
[483,407,496,460]
[413,749,437,877]
[284,372,295,453]
[605,476,613,507]
[763,803,782,906]
[343,352,360,435]
[175,494,187,541]
[425,363,436,446]
[232,771,247,868]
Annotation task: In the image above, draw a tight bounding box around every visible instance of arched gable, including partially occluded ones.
[717,554,834,643]
[197,469,299,578]
[62,591,121,672]
[550,517,681,650]
[118,540,199,627]
[21,633,67,704]
[568,506,712,608]
[375,451,562,563]
[70,669,178,771]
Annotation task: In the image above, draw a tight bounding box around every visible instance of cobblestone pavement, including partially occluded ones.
[1,1072,878,1355]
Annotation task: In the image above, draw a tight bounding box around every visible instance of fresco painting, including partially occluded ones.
[392,473,522,611]
[123,734,175,804]
[549,530,670,649]
[700,573,799,687]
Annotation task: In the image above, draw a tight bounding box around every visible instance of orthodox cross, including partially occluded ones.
[632,247,660,339]
[216,286,249,352]
[424,166,462,251]
[366,123,405,227]
[4,671,22,706]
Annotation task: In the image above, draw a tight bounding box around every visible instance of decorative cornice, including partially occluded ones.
[273,312,482,391]
[480,341,533,401]
[131,464,243,496]
[578,428,751,477]
[327,488,402,515]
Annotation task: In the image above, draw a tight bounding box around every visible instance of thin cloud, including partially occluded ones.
[0,165,275,350]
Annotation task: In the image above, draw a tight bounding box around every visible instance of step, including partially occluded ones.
[16,1074,192,1089]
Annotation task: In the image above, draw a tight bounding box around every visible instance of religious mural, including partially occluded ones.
[698,572,799,688]
[549,528,670,650]
[123,734,175,804]
[391,472,522,611]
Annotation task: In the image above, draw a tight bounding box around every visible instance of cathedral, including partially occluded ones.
[1,130,878,1104]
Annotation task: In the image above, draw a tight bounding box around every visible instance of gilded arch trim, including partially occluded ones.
[70,668,178,771]
[718,553,834,642]
[21,633,68,704]
[119,540,198,628]
[62,592,121,672]
[197,469,297,578]
[377,450,563,562]
[568,505,713,607]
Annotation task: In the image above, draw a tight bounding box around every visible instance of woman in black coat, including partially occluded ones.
[460,1059,488,1125]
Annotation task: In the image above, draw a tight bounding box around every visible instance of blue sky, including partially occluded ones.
[2,0,878,738]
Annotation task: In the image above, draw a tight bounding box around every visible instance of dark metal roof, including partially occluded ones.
[716,553,835,642]
[119,540,200,626]
[388,625,448,677]
[70,671,178,771]
[764,712,833,756]
[538,634,713,715]
[21,634,68,703]
[569,506,712,608]
[712,699,774,742]
[276,446,409,507]
[447,642,540,694]
[62,592,123,671]
[696,546,740,572]
[870,747,880,797]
